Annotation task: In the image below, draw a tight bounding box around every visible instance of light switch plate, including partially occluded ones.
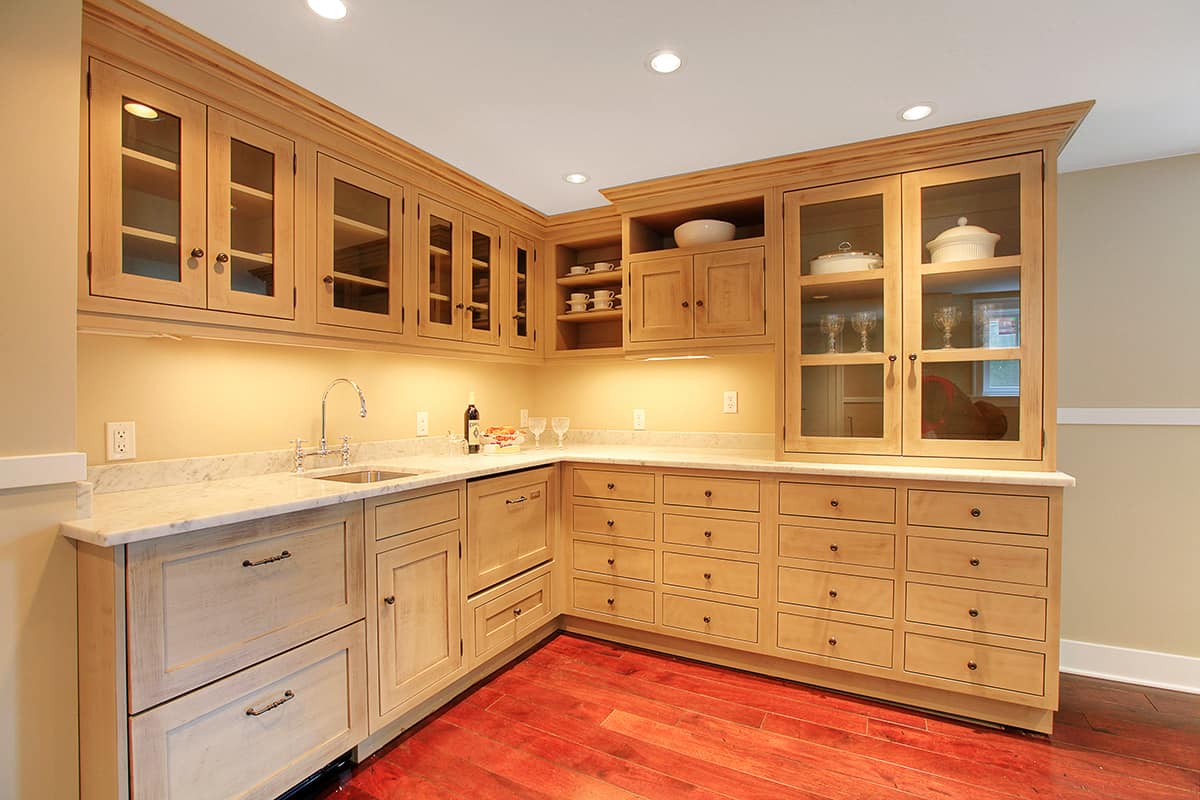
[519,408,529,428]
[416,411,429,437]
[723,391,738,413]
[633,409,646,430]
[106,421,136,461]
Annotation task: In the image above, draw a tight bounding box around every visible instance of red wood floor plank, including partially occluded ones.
[383,736,557,800]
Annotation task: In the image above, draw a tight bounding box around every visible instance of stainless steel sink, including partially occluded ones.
[310,469,419,484]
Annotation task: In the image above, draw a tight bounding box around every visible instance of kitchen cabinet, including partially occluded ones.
[507,233,538,351]
[89,60,295,318]
[417,195,502,347]
[465,466,557,593]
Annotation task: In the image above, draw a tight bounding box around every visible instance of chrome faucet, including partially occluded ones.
[292,378,367,473]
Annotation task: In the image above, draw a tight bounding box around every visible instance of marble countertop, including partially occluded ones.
[61,445,1075,547]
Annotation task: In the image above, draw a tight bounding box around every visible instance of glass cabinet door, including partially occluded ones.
[417,196,462,341]
[88,60,207,307]
[783,175,902,454]
[463,215,501,346]
[315,154,404,332]
[901,153,1043,459]
[206,110,294,319]
[508,234,536,351]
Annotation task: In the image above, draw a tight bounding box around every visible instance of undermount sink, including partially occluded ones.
[310,468,420,484]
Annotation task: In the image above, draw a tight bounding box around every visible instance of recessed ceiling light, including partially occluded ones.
[898,102,935,122]
[123,102,159,120]
[647,50,683,74]
[562,173,589,185]
[307,0,347,20]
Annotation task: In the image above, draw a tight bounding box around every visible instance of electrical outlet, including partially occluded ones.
[723,391,739,414]
[519,408,529,428]
[415,411,429,437]
[106,421,136,461]
[633,408,646,430]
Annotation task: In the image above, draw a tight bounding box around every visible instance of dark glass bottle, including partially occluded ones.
[464,392,480,454]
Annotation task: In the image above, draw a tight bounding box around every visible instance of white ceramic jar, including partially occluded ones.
[925,217,1001,263]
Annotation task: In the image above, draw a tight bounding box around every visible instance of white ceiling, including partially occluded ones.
[144,0,1200,215]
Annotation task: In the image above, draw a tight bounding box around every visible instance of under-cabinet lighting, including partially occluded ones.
[79,328,181,341]
[642,355,712,361]
[307,0,347,20]
[123,102,159,120]
[898,102,935,121]
[647,50,683,74]
[562,173,590,184]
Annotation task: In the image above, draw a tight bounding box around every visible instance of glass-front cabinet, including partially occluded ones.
[89,60,295,318]
[417,195,501,346]
[783,153,1044,460]
[507,234,536,351]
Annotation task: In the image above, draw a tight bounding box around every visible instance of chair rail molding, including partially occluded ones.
[0,452,88,490]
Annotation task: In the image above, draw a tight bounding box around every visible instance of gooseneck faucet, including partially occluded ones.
[321,378,368,454]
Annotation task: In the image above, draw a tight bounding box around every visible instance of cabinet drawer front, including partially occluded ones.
[466,467,555,594]
[663,474,760,512]
[573,540,655,582]
[904,633,1045,696]
[573,468,656,503]
[662,594,758,643]
[572,578,655,623]
[778,567,894,618]
[130,623,367,800]
[780,482,896,524]
[663,514,760,553]
[573,504,655,541]
[777,612,893,668]
[906,583,1046,641]
[127,504,364,713]
[908,490,1048,536]
[778,525,895,568]
[662,552,759,598]
[907,537,1048,586]
[374,488,460,541]
[474,572,552,661]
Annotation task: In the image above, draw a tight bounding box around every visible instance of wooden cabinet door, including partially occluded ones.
[376,530,463,718]
[462,214,501,346]
[206,109,295,319]
[466,466,557,593]
[315,154,405,332]
[89,59,207,308]
[417,195,463,341]
[628,254,693,342]
[694,246,765,338]
[507,233,537,351]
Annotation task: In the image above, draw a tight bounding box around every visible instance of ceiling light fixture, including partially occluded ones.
[898,102,935,122]
[123,102,159,120]
[307,0,347,20]
[562,173,590,184]
[647,50,683,74]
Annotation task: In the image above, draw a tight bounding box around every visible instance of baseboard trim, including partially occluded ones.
[1057,407,1200,426]
[1060,639,1200,694]
[0,451,87,490]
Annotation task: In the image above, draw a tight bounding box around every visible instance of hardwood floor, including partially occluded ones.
[304,633,1199,799]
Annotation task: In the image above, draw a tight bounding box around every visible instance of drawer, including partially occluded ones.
[662,594,758,644]
[906,583,1047,641]
[572,577,655,624]
[777,612,893,668]
[907,536,1048,586]
[130,623,367,800]
[573,468,656,504]
[572,504,655,541]
[904,633,1045,696]
[373,487,460,541]
[662,552,759,599]
[908,490,1049,536]
[778,567,894,619]
[779,482,896,524]
[126,503,365,713]
[663,474,760,512]
[473,572,552,662]
[572,539,655,582]
[778,525,895,569]
[663,513,760,553]
[466,467,555,594]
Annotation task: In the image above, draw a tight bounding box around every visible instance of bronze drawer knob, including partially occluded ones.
[829,543,839,552]
[190,247,205,259]
[606,597,615,606]
[828,589,838,598]
[828,637,838,646]
[383,595,396,605]
[969,608,980,618]
[703,572,712,580]
[607,482,615,490]
[513,607,523,616]
[606,519,615,527]
[967,660,978,671]
[969,557,981,567]
[703,530,713,538]
[703,616,711,624]
[704,489,713,498]
[970,507,982,518]
[829,499,839,508]
[607,557,615,566]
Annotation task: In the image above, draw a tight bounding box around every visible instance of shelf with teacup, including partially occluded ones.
[556,309,623,323]
[555,270,622,288]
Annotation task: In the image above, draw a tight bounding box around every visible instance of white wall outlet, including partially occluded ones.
[415,411,429,437]
[519,408,530,428]
[106,421,136,461]
[723,391,739,414]
[633,408,646,430]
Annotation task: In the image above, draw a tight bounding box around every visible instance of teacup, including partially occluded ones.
[592,262,615,272]
[592,289,615,302]
[569,292,589,302]
[566,301,588,313]
[591,299,614,310]
[568,265,589,276]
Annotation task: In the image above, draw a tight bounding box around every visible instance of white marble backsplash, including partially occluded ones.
[85,429,775,494]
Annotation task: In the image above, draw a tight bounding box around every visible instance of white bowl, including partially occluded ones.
[674,219,735,248]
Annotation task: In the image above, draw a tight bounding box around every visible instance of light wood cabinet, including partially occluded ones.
[465,466,557,593]
[507,233,538,351]
[90,60,295,318]
[468,567,554,663]
[417,195,502,346]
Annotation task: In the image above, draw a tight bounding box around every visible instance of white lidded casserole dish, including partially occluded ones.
[809,242,883,275]
[926,217,1001,263]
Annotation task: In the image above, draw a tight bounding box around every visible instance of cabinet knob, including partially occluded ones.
[383,595,395,605]
[829,543,839,552]
[606,482,615,490]
[696,299,705,308]
[970,507,982,518]
[189,247,205,259]
[215,252,229,264]
[681,300,690,308]
[606,597,615,606]
[888,354,897,362]
[828,589,838,598]
[455,303,464,310]
[969,557,981,567]
[909,353,918,362]
[703,530,712,539]
[513,607,523,616]
[606,519,615,527]
[703,572,712,580]
[703,615,712,624]
[967,660,978,671]
[607,557,615,566]
[512,314,521,321]
[704,489,713,498]
[829,499,839,508]
[828,637,838,647]
[968,608,980,618]
[323,275,334,285]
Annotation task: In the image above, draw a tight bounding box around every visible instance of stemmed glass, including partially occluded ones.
[528,417,547,449]
[819,313,845,353]
[851,311,877,353]
[551,416,570,449]
[933,306,963,349]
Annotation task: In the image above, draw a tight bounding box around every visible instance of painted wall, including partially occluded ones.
[0,1,83,798]
[1056,154,1200,658]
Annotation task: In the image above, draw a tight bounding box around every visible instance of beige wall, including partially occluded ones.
[0,1,83,798]
[1056,154,1200,658]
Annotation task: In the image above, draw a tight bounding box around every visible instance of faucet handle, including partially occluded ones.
[292,438,305,450]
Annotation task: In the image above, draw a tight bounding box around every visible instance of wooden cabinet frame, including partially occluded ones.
[417,196,502,346]
[506,232,537,351]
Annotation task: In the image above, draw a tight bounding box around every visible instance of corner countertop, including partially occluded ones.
[61,445,1075,548]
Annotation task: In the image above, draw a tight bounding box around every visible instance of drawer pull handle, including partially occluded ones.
[383,595,396,605]
[704,489,713,498]
[969,557,981,567]
[514,607,523,616]
[607,557,615,566]
[606,597,615,606]
[246,690,294,717]
[606,519,615,527]
[828,637,838,646]
[970,507,982,518]
[829,544,839,552]
[703,530,713,539]
[703,615,712,624]
[828,589,838,598]
[967,660,978,671]
[506,495,528,505]
[703,572,712,580]
[968,608,980,618]
[242,550,291,568]
[607,482,616,490]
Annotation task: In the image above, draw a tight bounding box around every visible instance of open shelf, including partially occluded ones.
[552,229,625,354]
[627,194,765,255]
[556,270,622,288]
[557,309,623,323]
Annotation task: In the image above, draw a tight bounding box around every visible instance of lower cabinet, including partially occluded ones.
[466,466,557,593]
[468,564,554,663]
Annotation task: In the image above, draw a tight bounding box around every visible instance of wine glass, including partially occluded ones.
[551,416,570,449]
[933,306,963,349]
[528,417,547,449]
[819,313,845,353]
[851,311,877,353]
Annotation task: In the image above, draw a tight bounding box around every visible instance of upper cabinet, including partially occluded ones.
[416,196,501,347]
[315,154,405,333]
[507,234,537,351]
[782,153,1044,461]
[89,60,295,318]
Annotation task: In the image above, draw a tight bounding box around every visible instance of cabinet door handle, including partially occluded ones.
[383,595,396,605]
[505,495,528,505]
[215,252,229,264]
[245,689,294,717]
[681,300,689,308]
[696,299,705,308]
[909,353,918,362]
[888,354,897,363]
[190,247,205,259]
[323,275,334,285]
[242,550,291,568]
